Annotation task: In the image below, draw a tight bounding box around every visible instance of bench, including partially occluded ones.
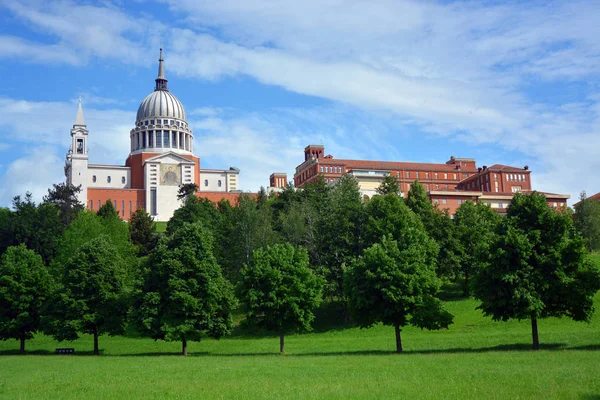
[55,348,75,355]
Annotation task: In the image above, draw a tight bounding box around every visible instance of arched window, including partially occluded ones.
[121,176,126,184]
[204,179,208,187]
[92,175,97,183]
[107,176,112,183]
[218,180,222,187]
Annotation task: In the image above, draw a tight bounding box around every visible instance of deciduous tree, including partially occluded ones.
[46,236,129,355]
[376,174,401,196]
[345,236,452,353]
[238,243,323,353]
[473,192,600,349]
[129,208,156,256]
[574,191,600,252]
[0,245,54,354]
[133,223,235,355]
[43,183,84,226]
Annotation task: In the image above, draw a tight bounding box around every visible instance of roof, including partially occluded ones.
[323,158,478,172]
[485,164,530,173]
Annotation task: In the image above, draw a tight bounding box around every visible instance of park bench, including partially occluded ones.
[55,348,75,355]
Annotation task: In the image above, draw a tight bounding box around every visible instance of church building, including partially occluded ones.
[65,49,241,221]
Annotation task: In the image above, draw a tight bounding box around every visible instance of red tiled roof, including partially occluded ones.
[322,158,478,172]
[486,164,530,173]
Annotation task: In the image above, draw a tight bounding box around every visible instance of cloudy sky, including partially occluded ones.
[0,0,599,206]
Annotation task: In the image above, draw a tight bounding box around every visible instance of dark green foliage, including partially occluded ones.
[167,195,222,235]
[574,191,600,252]
[176,183,198,201]
[128,208,156,256]
[345,236,452,352]
[238,243,323,353]
[0,245,54,354]
[317,174,364,300]
[97,199,119,220]
[454,201,500,295]
[133,223,236,355]
[473,192,600,349]
[46,236,129,355]
[43,183,84,226]
[3,193,63,264]
[376,174,401,195]
[406,180,435,226]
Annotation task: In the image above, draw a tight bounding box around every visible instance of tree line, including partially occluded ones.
[1,176,599,355]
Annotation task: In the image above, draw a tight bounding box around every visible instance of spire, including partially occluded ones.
[74,97,86,126]
[155,48,168,91]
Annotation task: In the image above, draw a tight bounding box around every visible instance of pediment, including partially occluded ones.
[143,151,196,166]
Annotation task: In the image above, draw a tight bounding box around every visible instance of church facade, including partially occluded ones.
[65,49,241,221]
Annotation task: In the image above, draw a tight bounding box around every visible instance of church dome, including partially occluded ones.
[135,48,187,124]
[136,90,186,122]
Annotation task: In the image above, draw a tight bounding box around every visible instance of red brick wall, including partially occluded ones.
[87,188,146,221]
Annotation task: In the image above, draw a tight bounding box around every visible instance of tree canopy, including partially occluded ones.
[238,243,323,353]
[0,245,54,354]
[574,191,600,252]
[376,174,401,196]
[473,192,600,349]
[43,183,84,226]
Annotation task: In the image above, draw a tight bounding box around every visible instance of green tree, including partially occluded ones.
[0,245,54,354]
[43,183,84,226]
[376,174,401,195]
[238,244,323,353]
[453,201,500,296]
[5,193,63,264]
[129,208,156,256]
[177,183,199,201]
[167,195,222,235]
[317,174,364,300]
[473,192,600,350]
[406,180,435,229]
[133,223,235,356]
[574,191,600,252]
[46,236,129,355]
[97,199,119,220]
[345,236,453,352]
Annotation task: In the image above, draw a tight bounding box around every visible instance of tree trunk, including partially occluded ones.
[182,337,188,356]
[463,270,470,297]
[394,322,403,353]
[531,317,539,350]
[279,330,285,354]
[19,330,25,355]
[93,327,99,355]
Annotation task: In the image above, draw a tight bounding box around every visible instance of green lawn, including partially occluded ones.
[1,290,599,399]
[154,221,167,233]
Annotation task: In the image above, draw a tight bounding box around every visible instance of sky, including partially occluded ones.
[0,0,599,206]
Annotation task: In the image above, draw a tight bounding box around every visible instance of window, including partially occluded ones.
[416,172,420,179]
[512,186,522,193]
[98,200,101,209]
[406,172,410,178]
[93,175,97,183]
[163,131,170,148]
[442,199,447,205]
[218,180,222,187]
[121,176,126,184]
[107,176,112,183]
[407,183,411,191]
[113,200,117,208]
[163,119,168,125]
[494,174,498,181]
[76,138,84,154]
[129,201,132,215]
[435,185,439,190]
[204,179,208,187]
[444,173,448,179]
[553,202,558,208]
[122,201,125,217]
[145,120,149,126]
[150,120,155,125]
[170,120,175,125]
[150,188,157,216]
[458,199,463,205]
[320,166,324,172]
[89,200,93,210]
[426,172,430,179]
[498,202,504,209]
[434,199,439,205]
[149,131,154,147]
[435,173,439,179]
[453,173,456,180]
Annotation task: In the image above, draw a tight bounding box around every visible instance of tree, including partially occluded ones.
[376,174,401,196]
[5,193,63,264]
[167,195,222,235]
[177,183,198,201]
[453,201,500,296]
[345,236,453,352]
[97,199,119,220]
[129,208,156,256]
[46,236,129,355]
[43,183,84,226]
[473,192,600,350]
[317,174,364,301]
[406,180,435,229]
[0,245,54,354]
[133,223,235,355]
[574,191,600,252]
[238,244,323,353]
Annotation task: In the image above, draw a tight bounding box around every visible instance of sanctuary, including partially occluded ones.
[65,49,240,221]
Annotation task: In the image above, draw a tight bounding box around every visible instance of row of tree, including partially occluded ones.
[1,177,599,355]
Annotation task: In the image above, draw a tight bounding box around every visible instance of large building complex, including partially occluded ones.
[292,145,569,214]
[65,50,240,221]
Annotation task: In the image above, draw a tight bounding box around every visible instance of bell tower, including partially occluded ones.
[65,98,89,205]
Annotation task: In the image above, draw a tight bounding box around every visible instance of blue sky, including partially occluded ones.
[1,0,599,206]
